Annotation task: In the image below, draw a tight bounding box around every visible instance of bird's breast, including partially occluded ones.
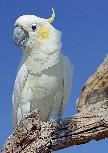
[25,73,62,98]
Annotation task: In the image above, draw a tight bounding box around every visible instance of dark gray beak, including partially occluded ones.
[13,26,29,47]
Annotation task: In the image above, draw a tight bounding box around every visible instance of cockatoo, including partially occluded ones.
[12,8,73,128]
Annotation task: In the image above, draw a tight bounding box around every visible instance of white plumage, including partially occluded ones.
[12,11,73,128]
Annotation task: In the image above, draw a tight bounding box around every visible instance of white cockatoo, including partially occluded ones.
[12,8,73,128]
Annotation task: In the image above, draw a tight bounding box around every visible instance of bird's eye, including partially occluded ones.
[32,24,37,31]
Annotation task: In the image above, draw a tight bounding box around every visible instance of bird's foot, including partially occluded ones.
[50,118,63,127]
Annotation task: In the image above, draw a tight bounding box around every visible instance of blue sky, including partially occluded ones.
[0,0,108,152]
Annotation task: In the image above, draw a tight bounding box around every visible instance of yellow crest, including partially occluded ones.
[47,8,55,23]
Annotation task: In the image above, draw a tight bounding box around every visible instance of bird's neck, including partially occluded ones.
[22,42,62,74]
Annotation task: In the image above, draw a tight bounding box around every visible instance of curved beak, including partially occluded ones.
[13,26,29,47]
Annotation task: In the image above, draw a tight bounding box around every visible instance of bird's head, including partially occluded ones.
[13,9,61,50]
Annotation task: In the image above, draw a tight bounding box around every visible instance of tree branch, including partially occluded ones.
[2,55,108,153]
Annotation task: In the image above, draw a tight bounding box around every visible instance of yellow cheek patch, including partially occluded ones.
[38,26,50,40]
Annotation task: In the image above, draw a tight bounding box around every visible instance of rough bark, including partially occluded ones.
[77,54,108,112]
[2,55,108,153]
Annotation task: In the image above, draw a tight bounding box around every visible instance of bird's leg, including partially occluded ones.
[19,88,33,119]
[49,93,64,125]
[49,107,63,126]
[17,106,23,125]
[56,96,64,126]
[21,102,31,117]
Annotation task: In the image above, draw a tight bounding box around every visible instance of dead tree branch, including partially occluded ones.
[2,55,108,153]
